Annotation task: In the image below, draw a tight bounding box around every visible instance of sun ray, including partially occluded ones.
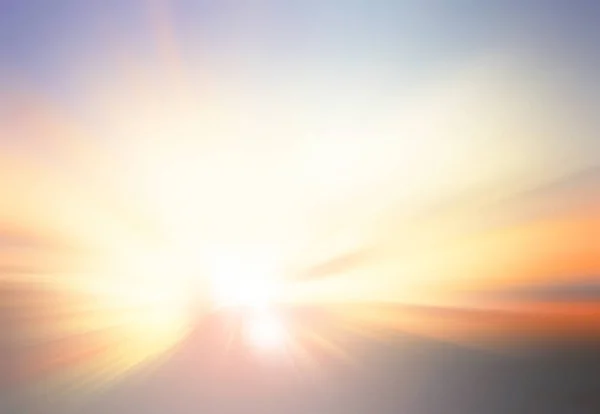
[2,9,599,404]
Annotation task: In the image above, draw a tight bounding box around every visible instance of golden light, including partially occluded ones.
[3,23,600,403]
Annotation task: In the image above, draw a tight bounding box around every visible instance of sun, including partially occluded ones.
[208,249,283,310]
[212,275,279,309]
[204,248,290,350]
[245,310,288,350]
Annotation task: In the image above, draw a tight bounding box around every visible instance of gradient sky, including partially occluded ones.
[1,1,600,414]
[1,1,599,175]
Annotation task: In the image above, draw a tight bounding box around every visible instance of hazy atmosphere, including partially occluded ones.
[1,1,599,413]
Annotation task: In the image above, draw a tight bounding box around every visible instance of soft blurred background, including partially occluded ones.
[0,1,599,413]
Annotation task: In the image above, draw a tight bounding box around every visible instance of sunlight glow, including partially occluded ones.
[209,250,282,309]
[245,311,288,350]
[2,12,599,398]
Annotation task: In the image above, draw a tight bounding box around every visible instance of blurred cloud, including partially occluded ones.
[486,278,600,303]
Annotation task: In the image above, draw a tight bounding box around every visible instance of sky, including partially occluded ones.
[1,1,599,414]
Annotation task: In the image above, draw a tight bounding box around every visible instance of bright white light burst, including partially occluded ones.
[245,311,287,350]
